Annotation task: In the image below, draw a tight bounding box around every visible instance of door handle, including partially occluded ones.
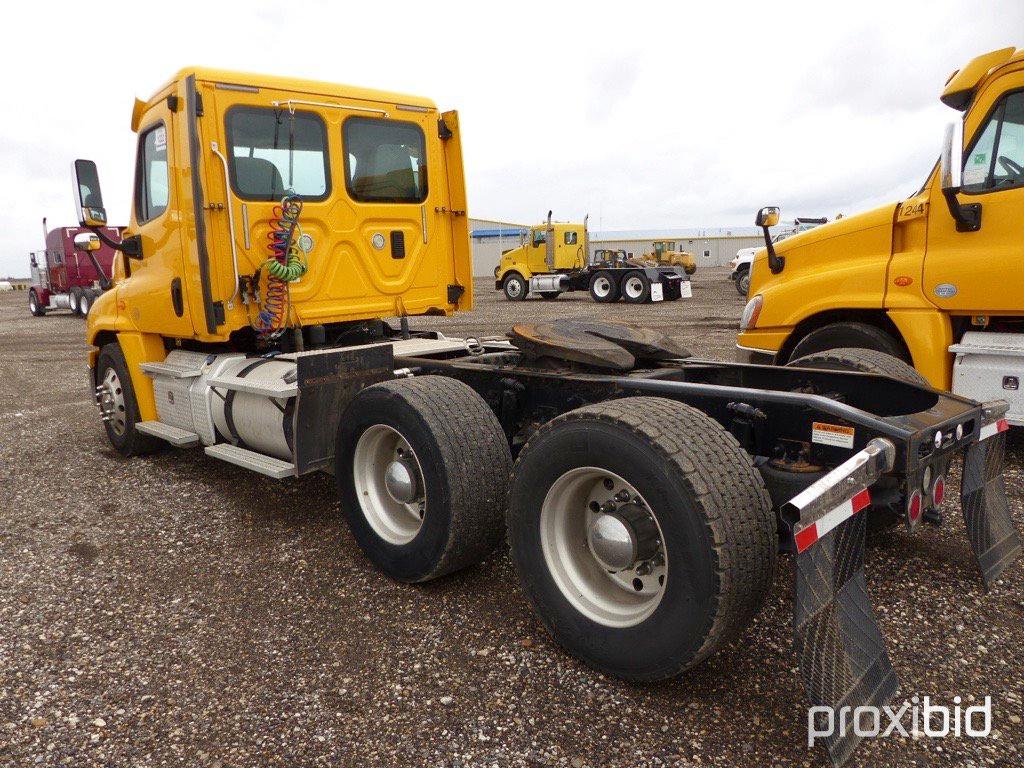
[171,278,184,317]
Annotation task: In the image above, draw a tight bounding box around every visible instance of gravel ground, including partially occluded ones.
[1,268,1021,767]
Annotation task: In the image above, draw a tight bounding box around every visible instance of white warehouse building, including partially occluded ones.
[468,219,765,277]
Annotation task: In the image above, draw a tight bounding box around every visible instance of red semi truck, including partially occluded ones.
[28,218,121,317]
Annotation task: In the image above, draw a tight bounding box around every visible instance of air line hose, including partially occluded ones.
[255,195,307,338]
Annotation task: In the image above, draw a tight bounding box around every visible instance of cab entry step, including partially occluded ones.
[204,444,295,479]
[135,421,200,447]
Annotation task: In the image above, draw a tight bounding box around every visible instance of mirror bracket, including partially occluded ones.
[88,226,143,259]
[942,189,982,233]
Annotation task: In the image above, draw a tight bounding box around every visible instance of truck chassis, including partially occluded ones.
[91,319,1020,766]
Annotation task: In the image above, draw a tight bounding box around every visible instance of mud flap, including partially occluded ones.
[961,404,1021,587]
[782,438,898,766]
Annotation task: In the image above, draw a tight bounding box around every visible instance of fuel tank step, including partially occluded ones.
[207,375,298,398]
[204,444,295,479]
[135,421,200,447]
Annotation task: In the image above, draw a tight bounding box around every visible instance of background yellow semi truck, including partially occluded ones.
[494,214,688,302]
[737,47,1024,426]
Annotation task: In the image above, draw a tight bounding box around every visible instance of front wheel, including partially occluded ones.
[621,271,651,304]
[95,343,161,456]
[29,290,46,316]
[507,397,776,680]
[335,376,512,583]
[735,268,751,296]
[503,273,528,301]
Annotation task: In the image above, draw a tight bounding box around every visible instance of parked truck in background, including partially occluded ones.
[72,66,1017,767]
[737,47,1024,426]
[494,214,687,302]
[29,218,121,316]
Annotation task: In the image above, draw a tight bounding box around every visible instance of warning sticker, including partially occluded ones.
[812,422,855,449]
[650,283,664,302]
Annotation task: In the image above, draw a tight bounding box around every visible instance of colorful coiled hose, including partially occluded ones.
[255,195,307,338]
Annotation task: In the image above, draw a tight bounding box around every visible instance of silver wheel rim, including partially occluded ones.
[353,424,426,545]
[506,278,523,298]
[739,273,750,294]
[624,276,645,300]
[70,293,79,312]
[81,295,90,315]
[592,276,611,298]
[29,294,38,312]
[100,367,127,437]
[540,467,667,628]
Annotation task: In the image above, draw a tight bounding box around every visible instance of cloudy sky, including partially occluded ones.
[1,0,1020,276]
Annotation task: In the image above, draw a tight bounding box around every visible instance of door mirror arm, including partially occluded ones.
[88,226,143,260]
[755,206,784,274]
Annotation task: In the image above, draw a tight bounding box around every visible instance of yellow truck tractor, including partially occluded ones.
[76,67,1017,767]
[494,214,688,302]
[643,240,697,275]
[737,47,1024,426]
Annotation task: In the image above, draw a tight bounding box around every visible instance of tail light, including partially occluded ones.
[932,475,946,507]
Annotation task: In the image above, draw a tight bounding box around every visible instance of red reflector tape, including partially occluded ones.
[980,418,1009,441]
[794,488,872,553]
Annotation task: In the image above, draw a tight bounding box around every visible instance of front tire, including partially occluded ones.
[735,268,751,296]
[788,321,907,363]
[29,290,46,316]
[95,343,161,456]
[503,273,528,301]
[621,271,651,304]
[335,376,512,583]
[507,397,776,681]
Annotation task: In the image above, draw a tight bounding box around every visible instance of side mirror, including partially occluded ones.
[939,121,963,192]
[755,206,781,228]
[73,232,101,252]
[71,159,107,228]
[755,206,785,274]
[938,121,982,232]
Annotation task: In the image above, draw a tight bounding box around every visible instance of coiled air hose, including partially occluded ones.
[255,195,307,338]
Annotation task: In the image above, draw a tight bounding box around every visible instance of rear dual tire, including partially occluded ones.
[507,397,777,680]
[589,271,619,303]
[335,376,512,583]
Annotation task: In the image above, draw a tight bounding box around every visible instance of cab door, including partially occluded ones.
[121,100,195,336]
[924,77,1024,314]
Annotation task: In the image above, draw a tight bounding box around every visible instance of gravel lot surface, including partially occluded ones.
[1,268,1021,767]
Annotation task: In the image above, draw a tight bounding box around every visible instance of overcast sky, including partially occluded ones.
[1,0,1020,276]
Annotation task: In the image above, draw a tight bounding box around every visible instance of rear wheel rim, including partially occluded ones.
[100,367,127,437]
[353,424,426,545]
[592,276,611,298]
[624,276,645,299]
[540,467,667,628]
[81,295,90,314]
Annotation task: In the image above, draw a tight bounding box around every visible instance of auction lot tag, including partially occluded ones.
[651,283,664,302]
[679,281,692,298]
[812,422,855,449]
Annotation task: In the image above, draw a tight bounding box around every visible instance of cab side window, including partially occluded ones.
[135,124,169,223]
[963,91,1024,192]
[564,231,578,245]
[532,230,546,247]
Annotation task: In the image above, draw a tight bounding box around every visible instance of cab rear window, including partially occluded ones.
[344,118,427,203]
[226,107,330,201]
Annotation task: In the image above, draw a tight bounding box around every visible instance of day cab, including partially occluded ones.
[77,66,472,422]
[737,47,1024,424]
